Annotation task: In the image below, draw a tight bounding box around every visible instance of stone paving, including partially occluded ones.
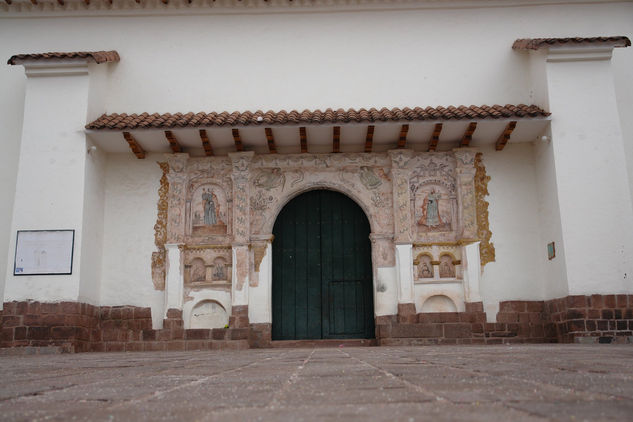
[0,345,632,421]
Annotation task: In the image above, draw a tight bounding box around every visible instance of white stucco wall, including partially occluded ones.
[1,0,632,310]
[0,62,24,310]
[479,143,543,314]
[100,153,164,325]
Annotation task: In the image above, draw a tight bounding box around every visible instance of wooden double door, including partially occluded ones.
[272,190,375,340]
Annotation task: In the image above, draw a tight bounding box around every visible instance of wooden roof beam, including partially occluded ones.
[495,121,517,151]
[199,129,214,156]
[30,0,38,5]
[57,0,64,5]
[232,128,244,152]
[5,0,12,5]
[333,126,341,153]
[264,128,277,154]
[364,125,375,153]
[299,127,308,153]
[164,131,182,153]
[460,122,477,147]
[123,132,145,159]
[397,124,409,148]
[428,123,443,152]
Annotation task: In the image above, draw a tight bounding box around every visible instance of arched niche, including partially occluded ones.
[439,253,457,278]
[421,295,457,313]
[189,300,229,329]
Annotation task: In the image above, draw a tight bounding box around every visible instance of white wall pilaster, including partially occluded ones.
[530,42,633,295]
[3,59,109,304]
[164,243,183,315]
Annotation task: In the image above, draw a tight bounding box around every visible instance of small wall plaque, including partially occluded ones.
[13,230,75,275]
[547,242,556,260]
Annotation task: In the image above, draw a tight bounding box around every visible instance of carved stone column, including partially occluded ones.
[388,150,415,318]
[164,153,189,319]
[229,151,254,327]
[453,148,478,241]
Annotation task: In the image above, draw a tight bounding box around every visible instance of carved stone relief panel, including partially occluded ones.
[165,153,189,244]
[249,153,394,237]
[183,246,232,287]
[412,244,462,281]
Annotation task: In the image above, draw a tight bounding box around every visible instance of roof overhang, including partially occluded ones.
[85,104,550,158]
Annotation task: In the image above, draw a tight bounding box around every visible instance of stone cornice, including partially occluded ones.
[1,0,629,17]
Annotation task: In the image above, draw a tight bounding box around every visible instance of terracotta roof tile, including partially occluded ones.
[86,104,549,130]
[7,51,120,65]
[513,37,630,50]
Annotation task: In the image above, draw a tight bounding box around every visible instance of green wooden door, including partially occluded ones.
[272,190,374,340]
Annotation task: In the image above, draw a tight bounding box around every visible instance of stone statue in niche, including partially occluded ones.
[190,258,206,282]
[417,255,434,279]
[191,184,228,236]
[212,257,227,281]
[415,186,453,233]
[203,190,221,225]
[439,254,455,278]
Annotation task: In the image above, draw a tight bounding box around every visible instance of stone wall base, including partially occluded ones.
[377,295,633,345]
[0,302,249,353]
[2,294,631,352]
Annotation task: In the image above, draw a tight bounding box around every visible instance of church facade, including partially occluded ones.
[1,0,633,352]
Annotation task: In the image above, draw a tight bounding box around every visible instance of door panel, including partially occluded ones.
[272,190,374,340]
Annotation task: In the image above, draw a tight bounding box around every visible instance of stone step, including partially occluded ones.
[271,339,377,348]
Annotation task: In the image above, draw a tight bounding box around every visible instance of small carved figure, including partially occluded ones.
[417,255,434,279]
[191,258,206,282]
[213,261,226,281]
[439,255,455,278]
[359,166,382,189]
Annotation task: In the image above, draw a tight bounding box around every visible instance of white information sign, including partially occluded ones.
[14,230,74,275]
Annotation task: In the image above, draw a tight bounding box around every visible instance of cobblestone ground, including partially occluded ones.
[1,345,632,421]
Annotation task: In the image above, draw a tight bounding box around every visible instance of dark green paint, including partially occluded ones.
[272,190,374,340]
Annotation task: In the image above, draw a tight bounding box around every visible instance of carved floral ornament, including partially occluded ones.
[150,150,495,292]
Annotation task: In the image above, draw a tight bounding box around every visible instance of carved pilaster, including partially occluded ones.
[165,153,189,244]
[389,150,413,243]
[151,162,169,291]
[453,148,478,240]
[474,153,495,266]
[229,152,254,295]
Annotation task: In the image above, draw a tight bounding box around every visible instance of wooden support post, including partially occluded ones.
[123,132,146,159]
[333,126,341,153]
[397,124,409,149]
[364,125,375,153]
[264,128,277,154]
[299,127,308,153]
[460,122,478,147]
[232,128,244,152]
[428,123,443,152]
[199,129,214,156]
[495,121,517,151]
[164,131,182,153]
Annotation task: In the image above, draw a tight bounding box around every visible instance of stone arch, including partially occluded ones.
[261,183,378,236]
[421,295,458,313]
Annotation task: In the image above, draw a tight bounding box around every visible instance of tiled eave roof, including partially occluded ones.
[7,51,120,65]
[513,37,631,51]
[86,104,549,130]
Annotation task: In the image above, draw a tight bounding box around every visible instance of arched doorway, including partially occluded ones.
[272,189,375,340]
